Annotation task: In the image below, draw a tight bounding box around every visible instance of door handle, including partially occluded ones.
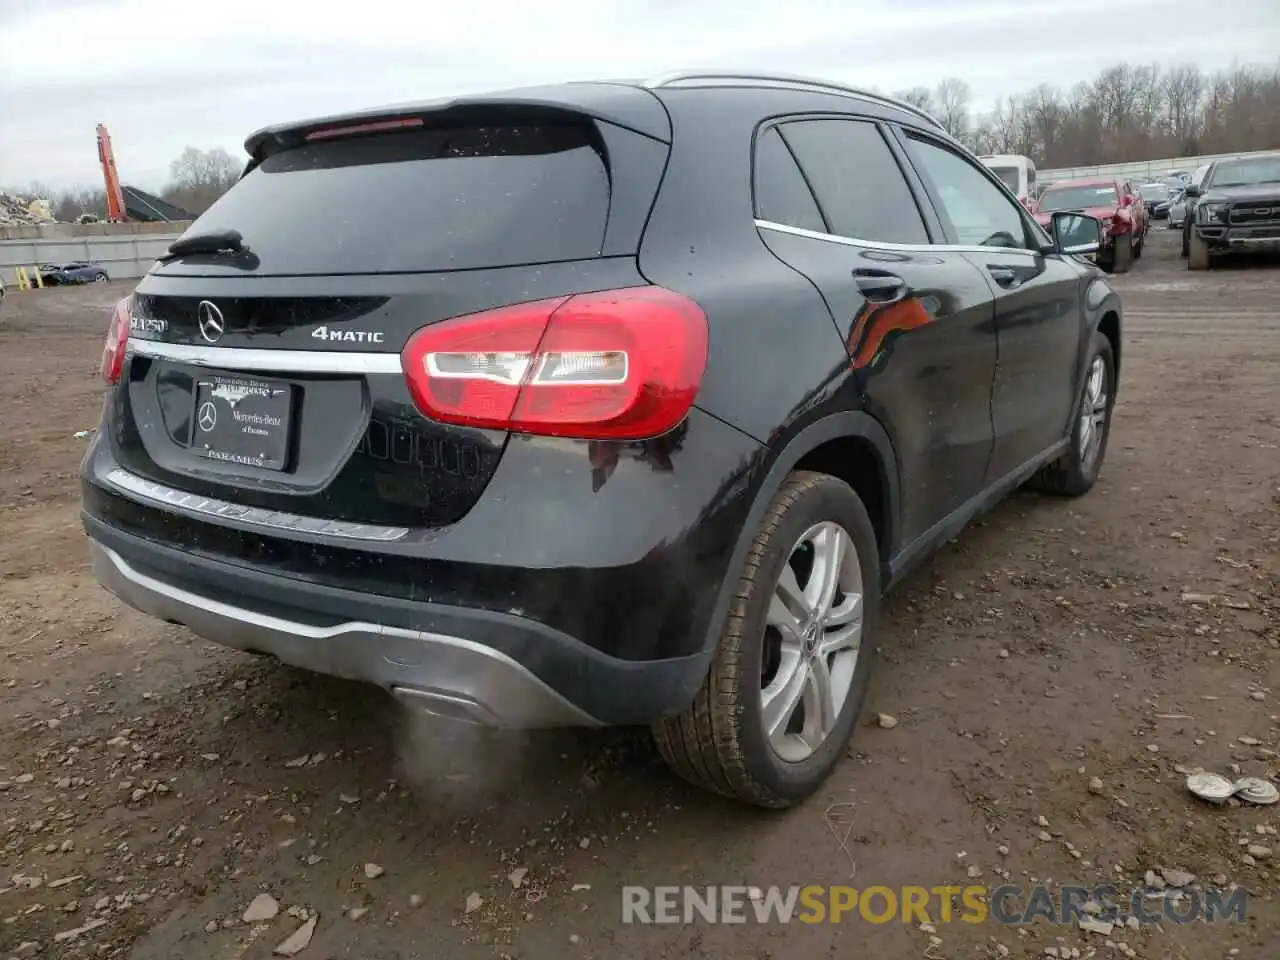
[987,266,1019,288]
[853,272,907,302]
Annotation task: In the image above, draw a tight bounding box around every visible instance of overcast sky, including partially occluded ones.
[2,0,1277,192]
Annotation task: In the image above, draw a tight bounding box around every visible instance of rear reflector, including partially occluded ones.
[100,296,132,384]
[400,286,708,440]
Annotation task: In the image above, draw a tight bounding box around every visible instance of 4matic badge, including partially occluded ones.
[311,325,385,344]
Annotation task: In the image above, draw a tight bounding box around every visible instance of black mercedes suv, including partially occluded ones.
[1181,151,1280,269]
[80,72,1121,808]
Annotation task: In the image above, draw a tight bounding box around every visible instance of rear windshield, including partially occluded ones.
[181,124,610,275]
[1038,184,1118,212]
[1139,183,1169,200]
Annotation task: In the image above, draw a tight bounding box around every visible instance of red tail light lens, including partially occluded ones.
[100,296,132,384]
[400,286,708,440]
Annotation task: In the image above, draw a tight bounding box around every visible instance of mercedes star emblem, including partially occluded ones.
[197,300,225,344]
[197,401,217,432]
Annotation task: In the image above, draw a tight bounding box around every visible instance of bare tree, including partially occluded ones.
[161,147,243,214]
[893,87,936,114]
[53,188,108,223]
[934,77,971,140]
[963,59,1277,168]
[1162,65,1205,150]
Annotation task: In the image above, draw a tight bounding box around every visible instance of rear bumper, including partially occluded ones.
[84,518,713,728]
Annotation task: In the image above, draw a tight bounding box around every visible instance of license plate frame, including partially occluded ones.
[190,374,294,471]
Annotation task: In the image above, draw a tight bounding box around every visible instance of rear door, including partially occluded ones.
[752,116,998,547]
[895,127,1085,483]
[115,110,669,531]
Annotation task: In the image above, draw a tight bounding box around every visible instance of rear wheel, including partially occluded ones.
[653,471,879,808]
[1028,332,1115,498]
[1133,226,1144,258]
[1188,232,1212,271]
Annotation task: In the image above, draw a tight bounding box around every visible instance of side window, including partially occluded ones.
[904,136,1032,250]
[753,127,826,233]
[779,119,930,245]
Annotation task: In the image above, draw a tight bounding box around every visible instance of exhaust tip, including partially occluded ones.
[391,686,500,727]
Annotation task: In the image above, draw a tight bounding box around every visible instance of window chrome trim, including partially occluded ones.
[102,467,410,542]
[127,339,403,375]
[754,218,1043,257]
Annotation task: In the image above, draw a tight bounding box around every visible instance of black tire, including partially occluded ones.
[1180,226,1190,258]
[93,273,108,283]
[1187,231,1212,271]
[1027,332,1115,498]
[653,471,880,808]
[1133,227,1144,258]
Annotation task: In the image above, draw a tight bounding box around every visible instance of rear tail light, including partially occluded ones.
[400,286,708,440]
[100,296,132,384]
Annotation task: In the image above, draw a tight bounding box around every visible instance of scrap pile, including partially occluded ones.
[0,193,57,225]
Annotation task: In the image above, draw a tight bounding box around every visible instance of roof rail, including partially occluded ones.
[642,70,944,130]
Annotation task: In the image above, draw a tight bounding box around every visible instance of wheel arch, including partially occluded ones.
[695,411,900,659]
[1085,283,1123,384]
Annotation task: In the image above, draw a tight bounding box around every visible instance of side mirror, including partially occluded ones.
[1051,212,1102,256]
[1183,184,1201,199]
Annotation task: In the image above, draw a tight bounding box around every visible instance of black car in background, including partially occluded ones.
[1138,182,1173,220]
[41,261,110,285]
[80,72,1122,807]
[1182,152,1280,269]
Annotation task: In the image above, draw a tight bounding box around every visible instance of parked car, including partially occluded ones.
[1166,188,1188,228]
[1034,177,1147,272]
[1170,164,1211,235]
[0,273,6,316]
[1138,182,1174,220]
[80,72,1121,808]
[41,261,110,285]
[1181,152,1280,270]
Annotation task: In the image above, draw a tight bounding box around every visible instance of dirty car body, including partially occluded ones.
[80,74,1123,807]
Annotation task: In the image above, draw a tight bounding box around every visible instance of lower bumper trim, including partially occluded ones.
[89,538,601,729]
[1226,236,1280,249]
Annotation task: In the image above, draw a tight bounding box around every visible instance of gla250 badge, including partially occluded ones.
[311,325,385,344]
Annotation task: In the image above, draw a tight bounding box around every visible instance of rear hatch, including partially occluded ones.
[107,92,672,531]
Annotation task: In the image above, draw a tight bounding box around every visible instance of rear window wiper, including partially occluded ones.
[157,229,247,263]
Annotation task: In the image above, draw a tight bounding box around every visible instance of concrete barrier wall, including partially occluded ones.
[0,220,192,241]
[1040,148,1276,184]
[0,232,184,283]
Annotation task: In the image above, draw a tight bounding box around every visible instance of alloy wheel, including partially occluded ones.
[1078,354,1108,470]
[760,521,863,762]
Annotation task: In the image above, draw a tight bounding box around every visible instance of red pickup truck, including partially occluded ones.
[1033,177,1147,273]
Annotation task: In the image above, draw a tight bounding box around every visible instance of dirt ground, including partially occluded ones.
[1,230,1277,960]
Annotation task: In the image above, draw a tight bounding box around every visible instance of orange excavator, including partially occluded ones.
[96,123,127,222]
[94,124,193,223]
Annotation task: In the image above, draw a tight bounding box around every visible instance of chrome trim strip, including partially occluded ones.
[102,467,410,542]
[127,339,403,375]
[754,218,1043,257]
